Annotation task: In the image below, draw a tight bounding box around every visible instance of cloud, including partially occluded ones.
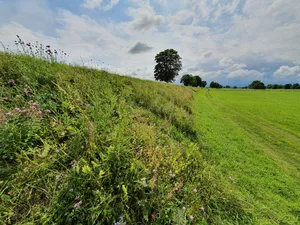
[203,51,213,58]
[82,0,103,9]
[219,57,234,67]
[128,5,164,30]
[274,65,300,77]
[82,0,119,11]
[103,0,120,11]
[227,69,264,79]
[129,42,153,54]
[168,10,194,25]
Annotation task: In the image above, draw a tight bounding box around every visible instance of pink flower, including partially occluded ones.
[74,201,82,208]
[14,108,21,112]
[182,206,186,211]
[8,79,15,85]
[201,206,205,212]
[193,189,197,193]
[74,195,80,201]
[189,215,194,221]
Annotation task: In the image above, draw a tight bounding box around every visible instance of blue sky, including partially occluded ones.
[0,0,300,86]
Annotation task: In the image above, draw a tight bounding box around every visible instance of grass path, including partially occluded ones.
[193,89,300,224]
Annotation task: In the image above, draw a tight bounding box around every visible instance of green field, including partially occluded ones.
[193,89,300,224]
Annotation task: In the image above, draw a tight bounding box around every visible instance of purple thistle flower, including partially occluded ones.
[8,79,15,85]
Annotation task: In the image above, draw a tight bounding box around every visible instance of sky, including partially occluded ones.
[0,0,300,86]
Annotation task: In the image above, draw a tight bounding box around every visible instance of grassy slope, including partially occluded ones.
[0,53,251,224]
[193,89,300,224]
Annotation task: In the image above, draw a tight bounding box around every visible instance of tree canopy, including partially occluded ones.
[180,74,207,87]
[210,81,223,88]
[248,80,266,89]
[154,49,182,83]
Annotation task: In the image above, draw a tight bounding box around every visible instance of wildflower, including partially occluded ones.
[44,109,51,113]
[13,108,21,112]
[5,112,13,116]
[170,172,175,178]
[8,79,15,86]
[201,206,205,212]
[69,188,74,192]
[193,188,197,193]
[182,206,186,211]
[189,215,194,221]
[74,195,80,200]
[74,201,82,208]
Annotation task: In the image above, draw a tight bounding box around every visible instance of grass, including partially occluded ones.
[0,52,251,224]
[193,89,300,224]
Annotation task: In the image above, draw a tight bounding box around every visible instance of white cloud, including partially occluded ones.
[127,5,164,30]
[168,10,194,25]
[219,57,234,67]
[83,0,103,9]
[103,0,120,11]
[227,69,264,79]
[274,65,300,78]
[82,0,119,11]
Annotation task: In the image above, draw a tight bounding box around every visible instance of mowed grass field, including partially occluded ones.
[193,89,300,224]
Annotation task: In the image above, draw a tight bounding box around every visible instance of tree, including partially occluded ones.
[194,76,202,87]
[284,84,292,89]
[154,49,182,83]
[210,81,222,88]
[180,74,193,86]
[200,81,207,88]
[248,80,265,89]
[190,76,198,87]
[292,83,300,89]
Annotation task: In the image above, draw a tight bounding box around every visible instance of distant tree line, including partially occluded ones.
[248,80,300,89]
[180,74,207,87]
[266,83,300,89]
